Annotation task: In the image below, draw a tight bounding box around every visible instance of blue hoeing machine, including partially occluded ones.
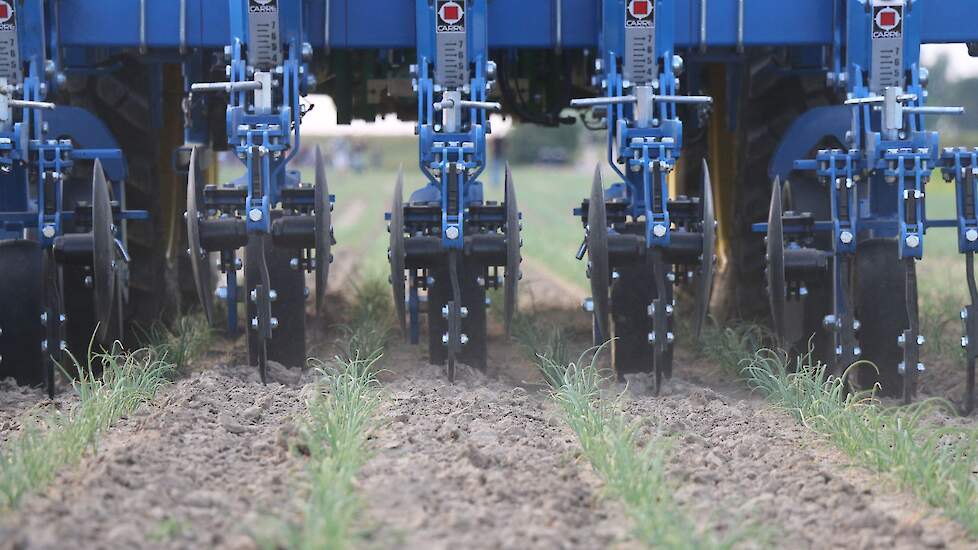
[0,1,977,409]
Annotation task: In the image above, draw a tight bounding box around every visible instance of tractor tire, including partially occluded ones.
[721,52,843,322]
[245,236,308,368]
[63,60,193,331]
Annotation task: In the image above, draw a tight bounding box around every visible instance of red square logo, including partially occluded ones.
[880,10,896,27]
[0,5,9,19]
[634,1,649,15]
[444,6,459,20]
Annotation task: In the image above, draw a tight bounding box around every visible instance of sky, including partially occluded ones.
[921,44,978,80]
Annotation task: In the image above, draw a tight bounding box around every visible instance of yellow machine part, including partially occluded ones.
[159,64,217,269]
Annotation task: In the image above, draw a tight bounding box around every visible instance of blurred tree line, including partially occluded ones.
[926,54,978,145]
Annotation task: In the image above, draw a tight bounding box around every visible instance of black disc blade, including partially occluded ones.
[767,178,787,345]
[390,168,407,338]
[504,163,520,336]
[587,165,610,342]
[314,146,332,314]
[186,147,214,325]
[694,159,716,339]
[92,159,116,342]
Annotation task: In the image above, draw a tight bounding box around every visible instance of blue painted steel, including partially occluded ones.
[769,106,850,183]
[53,1,978,50]
[411,0,498,249]
[0,1,142,246]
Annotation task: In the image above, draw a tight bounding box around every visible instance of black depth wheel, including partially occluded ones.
[246,234,307,369]
[854,239,907,396]
[0,240,43,386]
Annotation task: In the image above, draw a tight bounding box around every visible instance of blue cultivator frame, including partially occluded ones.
[754,0,978,407]
[387,0,521,381]
[0,1,145,397]
[3,0,978,406]
[571,0,716,392]
[182,0,333,383]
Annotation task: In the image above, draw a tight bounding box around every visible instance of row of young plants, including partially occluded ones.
[0,316,212,510]
[508,306,738,549]
[276,279,390,550]
[704,324,978,537]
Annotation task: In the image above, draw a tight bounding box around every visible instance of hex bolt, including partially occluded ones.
[962,308,970,320]
[59,314,66,323]
[647,303,655,317]
[441,305,449,319]
[476,276,485,287]
[648,332,657,344]
[666,272,676,283]
[445,226,460,240]
[304,287,310,299]
[916,335,925,346]
[962,336,970,348]
[652,224,668,238]
[270,318,279,330]
[248,208,263,222]
[968,228,978,243]
[250,289,257,302]
[898,362,906,374]
[823,315,837,329]
[666,332,675,344]
[917,362,926,373]
[665,304,674,315]
[460,334,469,345]
[442,333,449,345]
[41,340,47,352]
[853,319,861,331]
[485,296,492,306]
[460,307,469,318]
[251,317,259,329]
[427,276,436,286]
[906,234,920,248]
[290,258,301,270]
[215,287,228,300]
[83,275,93,288]
[897,334,906,347]
[835,345,843,356]
[41,225,56,239]
[59,340,67,351]
[854,346,862,357]
[40,312,48,326]
[839,231,853,244]
[612,271,620,280]
[799,286,809,297]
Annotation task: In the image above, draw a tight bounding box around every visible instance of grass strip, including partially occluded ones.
[278,277,389,549]
[282,355,381,550]
[741,348,978,536]
[702,326,978,537]
[537,347,735,549]
[0,315,211,510]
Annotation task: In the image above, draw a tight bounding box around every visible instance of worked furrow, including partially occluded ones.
[0,363,310,549]
[619,371,972,549]
[359,347,631,549]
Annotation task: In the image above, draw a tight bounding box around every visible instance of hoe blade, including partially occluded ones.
[504,163,520,336]
[92,159,116,342]
[693,159,716,338]
[314,146,332,314]
[767,177,787,346]
[588,165,610,342]
[186,147,215,325]
[390,168,407,339]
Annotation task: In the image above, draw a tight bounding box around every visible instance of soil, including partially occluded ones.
[0,270,975,548]
[0,359,313,550]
